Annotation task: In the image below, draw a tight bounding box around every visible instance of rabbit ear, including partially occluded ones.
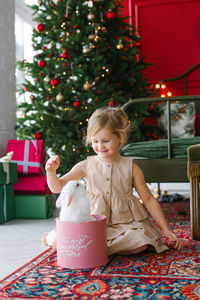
[67,195,73,207]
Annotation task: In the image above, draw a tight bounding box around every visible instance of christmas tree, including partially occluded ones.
[16,0,154,175]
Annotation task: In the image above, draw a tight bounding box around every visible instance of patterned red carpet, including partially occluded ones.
[1,201,200,299]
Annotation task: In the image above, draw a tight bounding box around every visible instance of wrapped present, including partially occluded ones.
[0,184,15,224]
[15,194,53,219]
[7,139,45,175]
[14,175,51,194]
[0,162,18,224]
[0,162,18,184]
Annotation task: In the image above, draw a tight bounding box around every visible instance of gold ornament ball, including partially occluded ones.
[88,33,95,40]
[83,82,93,91]
[30,95,35,101]
[117,41,124,49]
[37,0,42,5]
[87,13,95,21]
[56,93,64,102]
[82,47,90,54]
[44,76,50,83]
[49,42,54,48]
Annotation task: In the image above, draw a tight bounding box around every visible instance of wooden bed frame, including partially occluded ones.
[121,95,200,240]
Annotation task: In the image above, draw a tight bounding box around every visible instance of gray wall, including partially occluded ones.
[0,0,16,157]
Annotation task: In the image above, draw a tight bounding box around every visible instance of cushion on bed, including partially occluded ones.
[121,137,200,159]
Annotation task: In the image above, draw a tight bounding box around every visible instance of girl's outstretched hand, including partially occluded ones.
[163,228,182,250]
[45,155,60,173]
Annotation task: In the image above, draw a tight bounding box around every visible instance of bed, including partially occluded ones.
[121,95,200,240]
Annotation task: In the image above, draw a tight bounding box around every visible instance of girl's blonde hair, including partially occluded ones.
[86,107,131,147]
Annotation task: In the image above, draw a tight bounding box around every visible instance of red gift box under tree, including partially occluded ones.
[14,175,51,195]
[7,140,45,176]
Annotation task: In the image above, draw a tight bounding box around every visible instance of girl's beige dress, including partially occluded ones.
[86,155,168,255]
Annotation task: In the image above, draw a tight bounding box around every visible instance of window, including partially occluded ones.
[15,0,36,104]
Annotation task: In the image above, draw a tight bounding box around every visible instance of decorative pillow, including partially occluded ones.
[158,102,195,138]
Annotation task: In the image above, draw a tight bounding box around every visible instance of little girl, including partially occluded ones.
[44,107,182,255]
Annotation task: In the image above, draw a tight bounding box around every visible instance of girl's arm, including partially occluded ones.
[46,155,86,193]
[132,162,182,250]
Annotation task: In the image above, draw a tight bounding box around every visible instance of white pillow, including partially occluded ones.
[158,102,195,138]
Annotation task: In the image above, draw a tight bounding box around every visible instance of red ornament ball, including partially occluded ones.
[50,78,59,86]
[106,10,116,20]
[36,23,45,33]
[135,41,141,47]
[41,46,46,50]
[61,52,69,59]
[38,60,46,68]
[34,132,42,140]
[73,100,81,108]
[108,100,115,107]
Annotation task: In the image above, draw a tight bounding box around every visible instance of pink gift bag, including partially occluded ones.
[56,215,108,269]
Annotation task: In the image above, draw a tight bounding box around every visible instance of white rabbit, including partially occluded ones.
[42,180,95,249]
[56,180,95,222]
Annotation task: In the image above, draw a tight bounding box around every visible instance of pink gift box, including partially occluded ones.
[7,140,45,175]
[56,215,108,269]
[14,175,51,194]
